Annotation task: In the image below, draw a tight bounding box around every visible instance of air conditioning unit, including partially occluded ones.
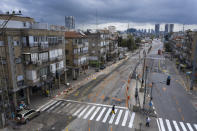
[37,60,42,65]
[32,61,37,65]
[41,75,47,80]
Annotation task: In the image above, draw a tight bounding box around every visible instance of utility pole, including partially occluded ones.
[190,40,197,90]
[143,66,148,109]
[141,50,146,89]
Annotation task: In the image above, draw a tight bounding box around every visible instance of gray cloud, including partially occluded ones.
[0,0,196,26]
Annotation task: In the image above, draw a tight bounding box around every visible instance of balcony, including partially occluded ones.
[22,42,63,53]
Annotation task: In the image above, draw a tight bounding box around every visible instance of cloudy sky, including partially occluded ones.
[1,0,197,31]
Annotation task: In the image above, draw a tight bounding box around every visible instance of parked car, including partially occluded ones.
[95,68,100,72]
[100,65,106,70]
[15,109,40,124]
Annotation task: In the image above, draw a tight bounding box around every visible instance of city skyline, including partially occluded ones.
[0,0,197,31]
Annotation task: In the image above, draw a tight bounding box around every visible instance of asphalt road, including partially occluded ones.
[11,40,197,131]
[147,40,197,130]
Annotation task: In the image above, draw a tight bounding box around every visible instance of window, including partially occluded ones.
[23,22,26,27]
[74,48,78,54]
[66,60,69,65]
[40,67,48,77]
[15,58,22,64]
[13,41,20,46]
[65,50,69,55]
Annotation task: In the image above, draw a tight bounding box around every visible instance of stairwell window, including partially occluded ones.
[23,22,26,27]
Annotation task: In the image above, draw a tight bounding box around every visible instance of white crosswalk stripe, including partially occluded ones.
[57,103,70,114]
[90,107,101,120]
[40,100,57,111]
[179,122,187,131]
[69,104,81,114]
[165,119,172,131]
[173,120,180,131]
[37,100,54,111]
[194,124,197,130]
[115,110,123,125]
[73,105,85,116]
[52,103,66,113]
[83,106,96,119]
[128,112,135,128]
[159,118,166,131]
[78,105,90,118]
[186,123,194,131]
[109,109,118,124]
[47,101,62,112]
[36,100,195,130]
[96,107,106,121]
[122,110,129,126]
[102,108,111,123]
[157,118,197,131]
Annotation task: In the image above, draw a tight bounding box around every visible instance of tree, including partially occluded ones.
[135,37,141,44]
[164,42,172,52]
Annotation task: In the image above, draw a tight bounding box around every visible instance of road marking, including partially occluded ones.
[102,108,111,123]
[194,124,197,130]
[186,123,194,131]
[115,110,123,125]
[73,105,85,116]
[78,105,90,118]
[69,104,80,114]
[159,118,166,131]
[57,103,71,113]
[40,100,58,111]
[165,119,172,131]
[47,101,62,112]
[122,110,129,126]
[56,99,128,109]
[89,107,101,120]
[128,112,135,128]
[52,103,66,113]
[179,122,187,131]
[96,107,106,121]
[83,106,96,119]
[37,100,54,111]
[109,109,118,124]
[156,119,162,131]
[173,120,180,131]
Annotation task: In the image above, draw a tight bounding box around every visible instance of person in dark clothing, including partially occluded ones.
[111,105,115,114]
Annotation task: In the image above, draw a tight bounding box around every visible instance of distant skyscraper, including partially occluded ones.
[155,24,160,37]
[65,16,75,30]
[169,24,174,33]
[165,24,169,33]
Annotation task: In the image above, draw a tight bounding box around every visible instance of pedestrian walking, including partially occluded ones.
[111,105,116,115]
[146,117,151,127]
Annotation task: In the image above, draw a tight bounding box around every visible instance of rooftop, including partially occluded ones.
[65,31,87,38]
[0,14,34,22]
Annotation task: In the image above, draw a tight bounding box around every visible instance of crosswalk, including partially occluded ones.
[157,118,197,131]
[37,99,136,128]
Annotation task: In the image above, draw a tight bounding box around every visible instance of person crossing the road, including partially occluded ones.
[146,116,151,127]
[111,105,116,115]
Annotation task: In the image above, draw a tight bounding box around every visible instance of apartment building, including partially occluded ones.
[169,31,197,69]
[65,31,89,80]
[0,14,66,119]
[108,27,118,61]
[85,29,109,67]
